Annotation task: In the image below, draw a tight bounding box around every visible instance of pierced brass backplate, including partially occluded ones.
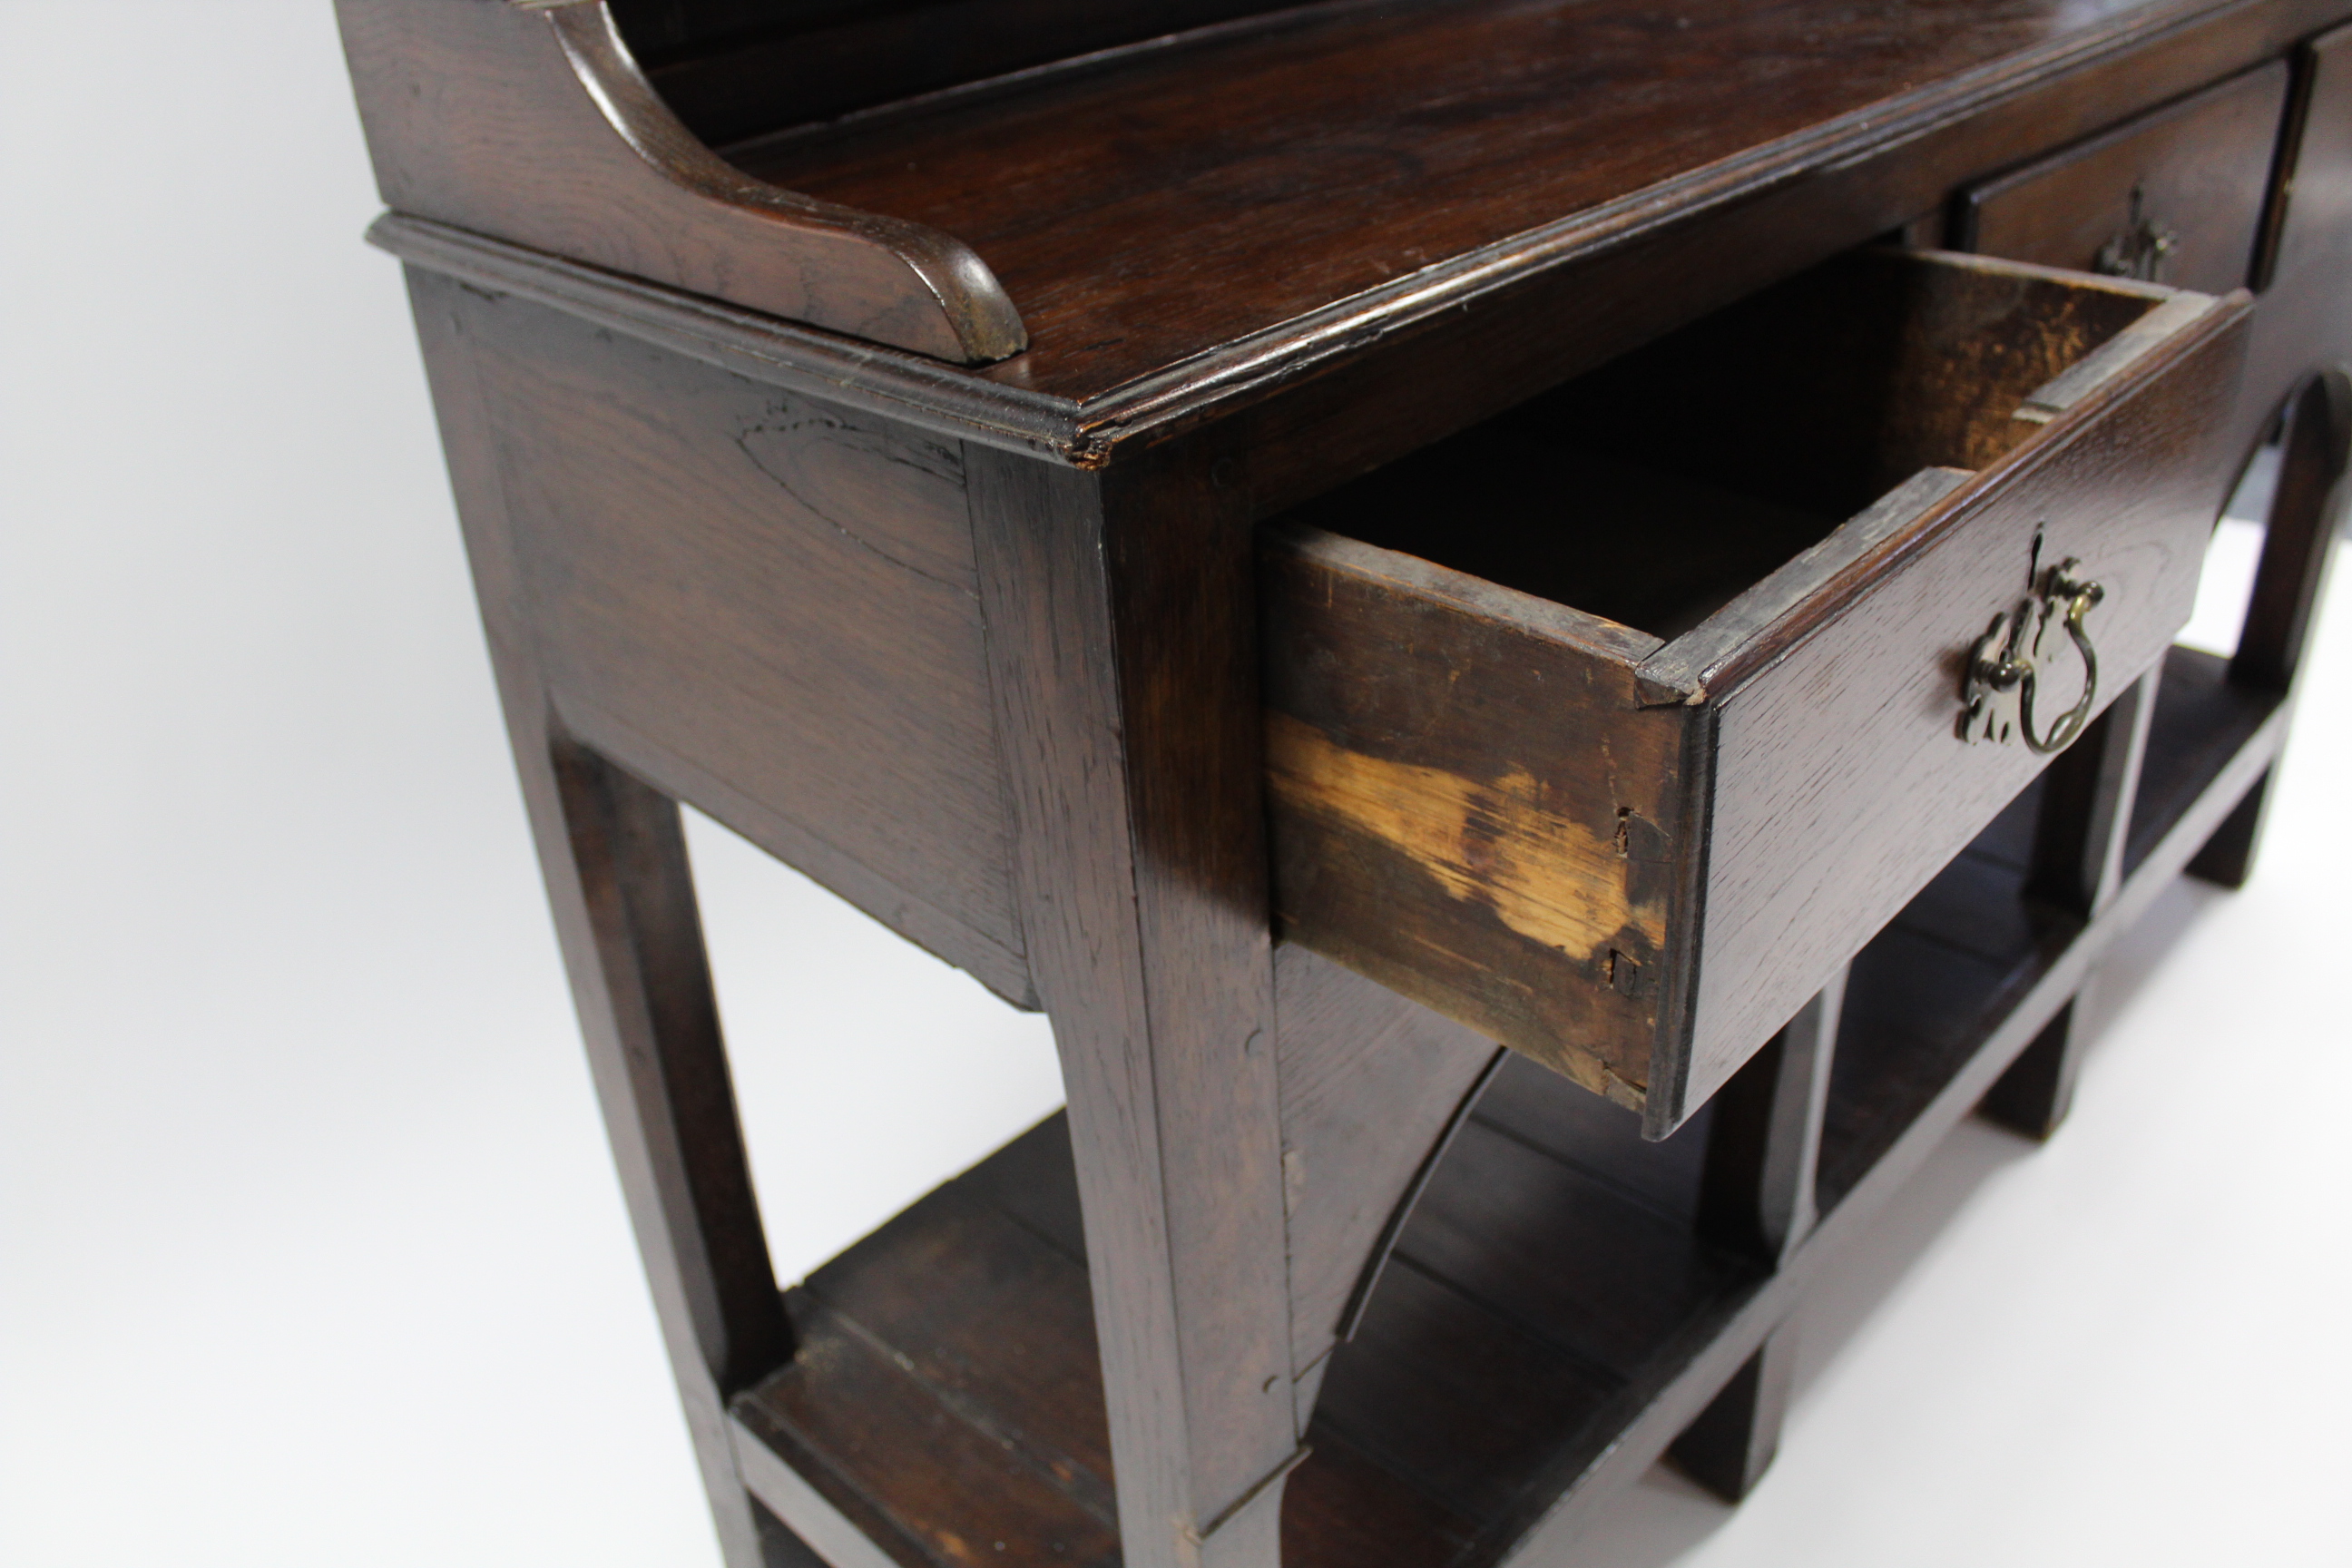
[2094,184,2180,283]
[1959,555,2106,754]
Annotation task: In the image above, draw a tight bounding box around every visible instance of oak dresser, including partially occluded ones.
[339,3,2351,1563]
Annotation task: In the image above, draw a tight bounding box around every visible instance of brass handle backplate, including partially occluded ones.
[1958,556,2105,755]
[2094,184,2179,283]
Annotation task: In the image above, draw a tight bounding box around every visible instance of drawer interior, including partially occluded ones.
[1284,247,2171,642]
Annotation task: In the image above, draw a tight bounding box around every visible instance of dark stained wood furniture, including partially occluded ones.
[340,4,2352,1564]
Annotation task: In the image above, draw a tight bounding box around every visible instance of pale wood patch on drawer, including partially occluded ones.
[1267,712,1662,967]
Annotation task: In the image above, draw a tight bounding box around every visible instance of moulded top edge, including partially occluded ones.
[730,0,2290,408]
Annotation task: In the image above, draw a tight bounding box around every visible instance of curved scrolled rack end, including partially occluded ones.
[338,0,1028,365]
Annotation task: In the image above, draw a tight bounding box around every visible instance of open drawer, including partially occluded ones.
[1260,248,2249,1135]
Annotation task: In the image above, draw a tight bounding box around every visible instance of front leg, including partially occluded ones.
[970,442,1301,1568]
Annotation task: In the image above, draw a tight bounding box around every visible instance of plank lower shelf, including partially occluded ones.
[729,643,2285,1568]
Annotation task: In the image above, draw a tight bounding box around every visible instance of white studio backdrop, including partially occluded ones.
[1,5,2344,1566]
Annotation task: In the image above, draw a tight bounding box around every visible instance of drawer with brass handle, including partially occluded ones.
[1954,61,2291,292]
[1260,248,2249,1134]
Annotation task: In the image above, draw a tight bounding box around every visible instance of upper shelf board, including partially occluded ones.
[721,0,2288,397]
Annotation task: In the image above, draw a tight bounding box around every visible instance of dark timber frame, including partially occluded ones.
[351,3,2352,1565]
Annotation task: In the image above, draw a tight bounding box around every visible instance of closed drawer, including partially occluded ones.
[1955,62,2290,292]
[1261,249,2249,1134]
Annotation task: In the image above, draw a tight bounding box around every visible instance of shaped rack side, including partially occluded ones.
[337,0,1027,364]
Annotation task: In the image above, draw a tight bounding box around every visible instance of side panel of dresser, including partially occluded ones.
[408,275,1034,1004]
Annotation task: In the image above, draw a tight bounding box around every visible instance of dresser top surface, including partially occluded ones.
[724,0,2221,403]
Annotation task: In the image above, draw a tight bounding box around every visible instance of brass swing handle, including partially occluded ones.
[1959,560,2106,755]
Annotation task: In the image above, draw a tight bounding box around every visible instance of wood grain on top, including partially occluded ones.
[722,0,2223,397]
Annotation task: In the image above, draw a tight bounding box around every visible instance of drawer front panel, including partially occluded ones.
[1684,307,2250,1104]
[1957,63,2289,294]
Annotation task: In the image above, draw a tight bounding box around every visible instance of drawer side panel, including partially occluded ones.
[1260,532,1686,1105]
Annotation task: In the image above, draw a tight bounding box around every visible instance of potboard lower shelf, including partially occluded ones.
[729,642,2286,1568]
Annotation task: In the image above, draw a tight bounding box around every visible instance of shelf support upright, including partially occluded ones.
[1980,662,2162,1139]
[2191,371,2352,886]
[1671,971,1847,1501]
